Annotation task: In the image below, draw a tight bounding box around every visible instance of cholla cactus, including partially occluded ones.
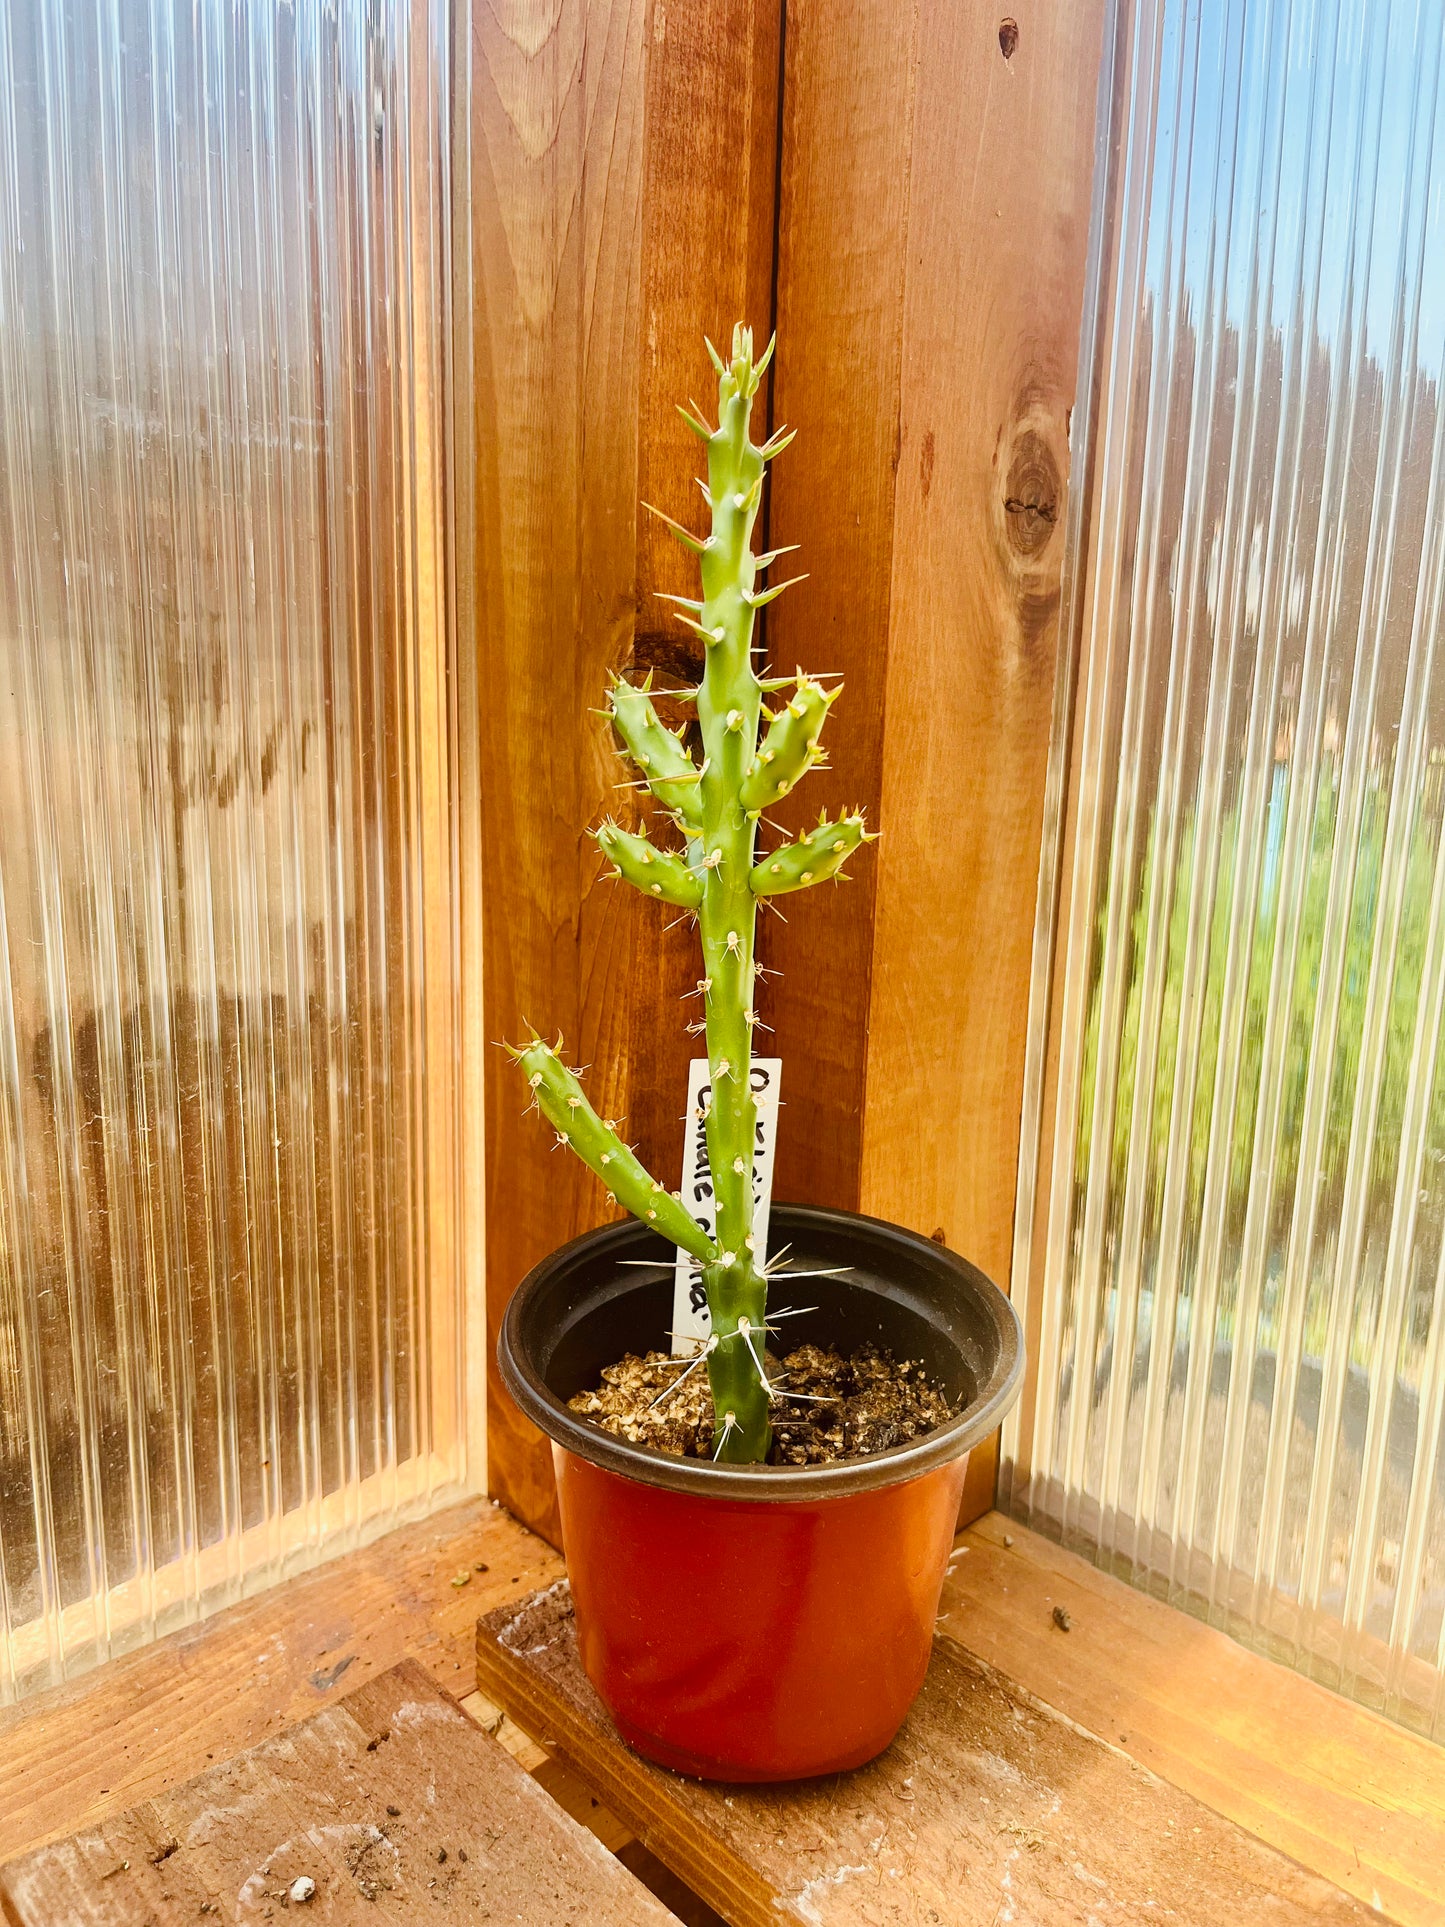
[507,325,873,1464]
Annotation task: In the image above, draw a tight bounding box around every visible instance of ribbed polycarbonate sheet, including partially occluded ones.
[0,0,461,1699]
[1004,0,1445,1737]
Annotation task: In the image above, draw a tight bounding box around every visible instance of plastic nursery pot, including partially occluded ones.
[498,1202,1023,1784]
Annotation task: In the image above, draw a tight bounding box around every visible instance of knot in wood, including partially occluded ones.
[1001,429,1060,559]
[631,626,704,686]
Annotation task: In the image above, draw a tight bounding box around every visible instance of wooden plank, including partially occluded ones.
[764,1,1107,1526]
[474,0,782,1543]
[473,0,649,1550]
[0,1804,217,1924]
[463,1687,555,1776]
[466,1688,634,1848]
[857,1,1106,1530]
[0,1496,562,1863]
[0,1660,673,1925]
[461,1692,729,1926]
[762,0,921,1215]
[943,1513,1445,1927]
[478,0,1103,1540]
[0,1486,722,1925]
[626,0,782,1197]
[476,1582,1380,1927]
[633,0,780,660]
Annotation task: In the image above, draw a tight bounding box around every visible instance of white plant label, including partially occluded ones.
[671,1057,782,1355]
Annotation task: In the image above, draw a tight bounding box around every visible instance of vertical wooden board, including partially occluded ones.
[763,0,922,1213]
[760,2,1103,1521]
[477,1,783,1539]
[855,2,1106,1518]
[478,0,1103,1534]
[624,0,781,1188]
[859,0,1105,1268]
[474,0,650,1542]
[1008,5,1131,1508]
[634,0,780,627]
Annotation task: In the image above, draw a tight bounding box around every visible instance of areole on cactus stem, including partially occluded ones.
[505,324,875,1465]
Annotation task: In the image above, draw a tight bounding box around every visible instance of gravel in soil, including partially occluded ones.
[567,1341,954,1464]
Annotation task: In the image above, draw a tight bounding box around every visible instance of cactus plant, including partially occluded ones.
[506,325,872,1465]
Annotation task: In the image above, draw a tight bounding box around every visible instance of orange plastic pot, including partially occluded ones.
[554,1446,970,1779]
[500,1204,1022,1783]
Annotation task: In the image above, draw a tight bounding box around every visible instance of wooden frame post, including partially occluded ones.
[472,0,781,1538]
[764,0,1107,1522]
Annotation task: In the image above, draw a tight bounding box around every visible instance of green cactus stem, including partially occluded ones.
[595,820,703,908]
[739,674,838,811]
[603,672,705,826]
[752,809,868,895]
[507,324,874,1465]
[505,1034,715,1262]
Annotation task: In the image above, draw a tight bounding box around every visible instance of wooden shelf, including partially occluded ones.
[4,1496,1441,1925]
[0,1498,561,1865]
[1,1661,672,1925]
[476,1580,1386,1927]
[943,1513,1445,1925]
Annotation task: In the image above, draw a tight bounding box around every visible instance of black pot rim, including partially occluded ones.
[498,1202,1024,1503]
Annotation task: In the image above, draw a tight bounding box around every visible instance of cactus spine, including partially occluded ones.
[507,325,872,1464]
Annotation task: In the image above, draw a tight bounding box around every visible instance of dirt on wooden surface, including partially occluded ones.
[478,1584,1381,1927]
[567,1341,953,1464]
[0,1659,673,1926]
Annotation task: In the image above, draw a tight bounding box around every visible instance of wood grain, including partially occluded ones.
[473,0,648,1547]
[474,0,782,1542]
[464,1689,728,1926]
[626,0,781,1185]
[0,1661,673,1926]
[944,1512,1445,1927]
[764,1,1107,1524]
[762,0,921,1214]
[6,1489,1435,1924]
[475,1580,1379,1927]
[0,1489,719,1924]
[0,1497,561,1864]
[882,7,1099,1529]
[858,2,1105,1513]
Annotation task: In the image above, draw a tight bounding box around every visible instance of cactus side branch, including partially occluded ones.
[605,673,705,826]
[507,1037,716,1263]
[738,675,839,813]
[596,820,703,908]
[751,810,871,895]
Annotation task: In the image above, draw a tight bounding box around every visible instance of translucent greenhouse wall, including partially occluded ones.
[1005,0,1445,1737]
[0,1,462,1699]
